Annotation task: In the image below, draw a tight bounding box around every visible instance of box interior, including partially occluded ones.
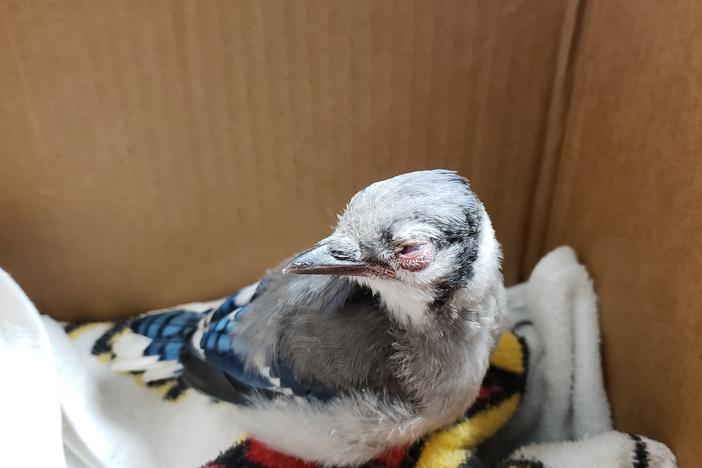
[1,1,699,464]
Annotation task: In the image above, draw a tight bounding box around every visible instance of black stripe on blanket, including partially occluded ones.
[63,320,90,334]
[628,433,649,468]
[496,459,545,468]
[164,376,189,401]
[91,321,129,359]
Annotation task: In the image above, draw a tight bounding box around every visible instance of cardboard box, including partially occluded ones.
[0,1,699,464]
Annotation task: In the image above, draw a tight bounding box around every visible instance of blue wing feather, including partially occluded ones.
[131,310,205,362]
[132,310,204,340]
[131,279,338,402]
[198,303,279,391]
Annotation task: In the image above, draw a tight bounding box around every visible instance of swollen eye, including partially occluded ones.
[399,244,421,255]
[396,243,433,272]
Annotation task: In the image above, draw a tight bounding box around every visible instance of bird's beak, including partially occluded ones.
[282,239,394,278]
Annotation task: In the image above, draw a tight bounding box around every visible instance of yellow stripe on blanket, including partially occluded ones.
[416,332,525,468]
[417,394,520,468]
[65,322,105,339]
[489,331,524,374]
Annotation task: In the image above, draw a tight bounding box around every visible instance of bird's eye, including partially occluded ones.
[395,242,433,272]
[399,244,421,255]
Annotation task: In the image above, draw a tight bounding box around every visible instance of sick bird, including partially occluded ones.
[113,169,507,466]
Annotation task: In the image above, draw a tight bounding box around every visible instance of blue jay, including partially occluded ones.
[114,169,506,466]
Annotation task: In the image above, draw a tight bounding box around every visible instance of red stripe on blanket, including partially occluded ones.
[246,439,317,468]
[375,445,409,467]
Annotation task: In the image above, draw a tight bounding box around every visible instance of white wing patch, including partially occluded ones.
[234,282,260,306]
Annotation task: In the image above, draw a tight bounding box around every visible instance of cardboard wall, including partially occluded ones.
[0,0,568,320]
[1,1,700,464]
[543,1,702,465]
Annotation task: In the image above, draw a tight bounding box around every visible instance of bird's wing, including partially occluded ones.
[121,273,387,405]
[112,282,262,383]
[182,277,339,404]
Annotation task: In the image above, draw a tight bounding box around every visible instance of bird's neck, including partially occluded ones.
[358,277,504,337]
[357,278,438,329]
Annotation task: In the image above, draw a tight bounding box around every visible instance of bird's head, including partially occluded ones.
[283,169,503,329]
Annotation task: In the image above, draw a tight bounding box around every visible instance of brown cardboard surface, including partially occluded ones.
[0,1,568,320]
[3,0,700,461]
[545,1,702,465]
[522,0,584,277]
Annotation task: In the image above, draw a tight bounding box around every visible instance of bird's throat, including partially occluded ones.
[357,278,433,329]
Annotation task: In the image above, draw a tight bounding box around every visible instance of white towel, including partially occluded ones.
[0,268,65,467]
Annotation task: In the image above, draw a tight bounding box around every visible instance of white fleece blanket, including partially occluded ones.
[0,247,676,467]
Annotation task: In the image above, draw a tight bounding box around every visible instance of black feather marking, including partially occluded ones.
[154,312,180,338]
[380,227,394,247]
[249,276,270,302]
[181,348,260,406]
[429,205,483,312]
